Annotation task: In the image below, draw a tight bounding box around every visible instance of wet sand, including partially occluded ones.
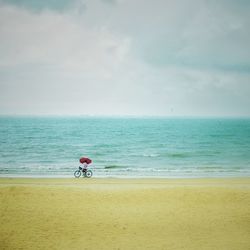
[0,178,250,250]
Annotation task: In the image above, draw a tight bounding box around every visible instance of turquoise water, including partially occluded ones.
[0,117,250,177]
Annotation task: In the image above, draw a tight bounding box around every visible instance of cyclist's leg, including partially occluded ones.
[82,163,87,172]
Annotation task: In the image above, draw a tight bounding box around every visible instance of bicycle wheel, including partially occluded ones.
[85,170,93,178]
[74,170,81,178]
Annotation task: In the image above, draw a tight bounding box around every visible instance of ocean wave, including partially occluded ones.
[104,165,129,169]
[142,153,159,157]
[167,153,190,158]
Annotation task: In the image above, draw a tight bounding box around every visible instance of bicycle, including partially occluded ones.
[74,166,93,178]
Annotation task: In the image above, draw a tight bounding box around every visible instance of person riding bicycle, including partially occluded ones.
[79,157,92,173]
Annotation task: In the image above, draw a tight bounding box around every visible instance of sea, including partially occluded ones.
[0,116,250,178]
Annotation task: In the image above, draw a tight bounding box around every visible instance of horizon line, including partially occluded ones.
[0,114,250,119]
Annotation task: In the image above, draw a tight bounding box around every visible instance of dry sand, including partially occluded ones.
[0,178,250,250]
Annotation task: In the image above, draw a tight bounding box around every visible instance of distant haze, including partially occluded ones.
[0,0,250,116]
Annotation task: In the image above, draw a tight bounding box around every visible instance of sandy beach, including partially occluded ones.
[0,178,250,250]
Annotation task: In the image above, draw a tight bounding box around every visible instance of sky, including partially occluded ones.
[0,0,250,117]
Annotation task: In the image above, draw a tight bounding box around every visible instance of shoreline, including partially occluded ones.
[1,177,250,250]
[1,176,250,183]
[1,173,250,179]
[1,176,250,188]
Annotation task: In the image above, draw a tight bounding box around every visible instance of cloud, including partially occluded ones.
[0,0,250,116]
[89,0,250,72]
[0,5,130,68]
[101,0,119,5]
[0,4,136,115]
[0,0,85,12]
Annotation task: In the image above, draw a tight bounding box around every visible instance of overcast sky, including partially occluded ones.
[0,0,250,116]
